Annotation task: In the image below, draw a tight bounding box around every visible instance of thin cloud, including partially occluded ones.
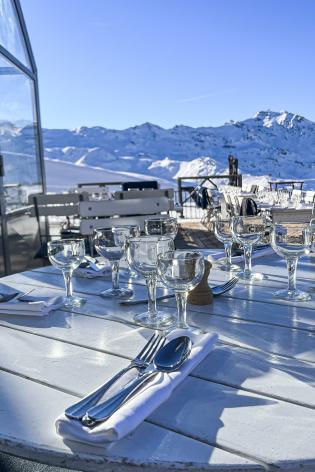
[177,89,237,104]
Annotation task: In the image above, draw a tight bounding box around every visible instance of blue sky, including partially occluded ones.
[21,0,315,130]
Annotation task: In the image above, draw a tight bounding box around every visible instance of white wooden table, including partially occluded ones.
[0,253,315,471]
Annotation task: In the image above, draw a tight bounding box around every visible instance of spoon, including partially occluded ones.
[82,335,192,426]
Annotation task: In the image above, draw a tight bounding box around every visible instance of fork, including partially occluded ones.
[211,277,238,296]
[0,289,35,303]
[120,277,238,306]
[65,333,165,420]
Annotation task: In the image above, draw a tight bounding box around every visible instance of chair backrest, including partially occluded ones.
[78,185,109,199]
[121,180,159,191]
[79,196,174,235]
[113,188,174,200]
[250,184,259,194]
[29,192,89,217]
[240,197,258,216]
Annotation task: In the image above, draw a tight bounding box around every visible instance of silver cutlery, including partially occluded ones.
[211,277,238,296]
[82,336,192,426]
[120,293,174,306]
[120,277,238,306]
[0,289,35,303]
[65,332,166,421]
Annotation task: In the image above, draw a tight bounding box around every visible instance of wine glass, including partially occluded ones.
[145,216,178,239]
[232,215,266,280]
[47,239,86,308]
[214,218,240,271]
[94,228,133,298]
[157,250,204,330]
[270,222,312,301]
[113,225,141,279]
[127,235,175,329]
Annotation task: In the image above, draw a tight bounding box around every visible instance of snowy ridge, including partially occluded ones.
[1,110,315,189]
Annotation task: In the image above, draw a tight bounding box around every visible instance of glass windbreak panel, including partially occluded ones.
[0,0,31,68]
[0,54,43,211]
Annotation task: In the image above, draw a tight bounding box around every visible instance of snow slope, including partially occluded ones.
[44,158,171,192]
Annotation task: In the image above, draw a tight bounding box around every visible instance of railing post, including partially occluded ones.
[177,178,184,217]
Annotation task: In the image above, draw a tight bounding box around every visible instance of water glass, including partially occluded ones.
[47,239,86,308]
[157,250,204,330]
[94,228,133,298]
[127,235,175,329]
[214,218,240,271]
[232,215,266,280]
[270,222,312,301]
[145,216,178,239]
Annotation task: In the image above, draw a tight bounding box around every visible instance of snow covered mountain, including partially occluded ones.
[42,110,315,187]
[1,110,315,188]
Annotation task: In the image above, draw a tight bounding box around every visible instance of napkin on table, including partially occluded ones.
[56,329,218,444]
[0,295,64,317]
[75,261,131,280]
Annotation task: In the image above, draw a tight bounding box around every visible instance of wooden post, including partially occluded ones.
[177,177,184,217]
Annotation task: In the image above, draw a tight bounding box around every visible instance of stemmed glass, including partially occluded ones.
[270,222,312,301]
[145,216,178,239]
[94,228,133,298]
[157,250,205,330]
[113,225,141,279]
[47,239,86,308]
[232,215,266,280]
[214,218,240,271]
[127,235,175,329]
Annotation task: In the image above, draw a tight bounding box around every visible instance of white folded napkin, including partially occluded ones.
[74,265,112,279]
[75,263,132,280]
[202,246,274,264]
[56,329,218,444]
[0,295,64,317]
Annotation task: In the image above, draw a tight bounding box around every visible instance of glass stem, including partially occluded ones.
[111,261,120,290]
[146,273,157,316]
[224,242,232,265]
[62,269,73,299]
[243,244,252,273]
[175,291,188,329]
[287,257,298,293]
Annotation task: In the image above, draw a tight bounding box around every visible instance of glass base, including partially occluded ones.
[134,310,175,329]
[63,296,86,308]
[273,288,311,302]
[100,287,133,299]
[236,270,265,281]
[176,323,204,335]
[218,262,240,272]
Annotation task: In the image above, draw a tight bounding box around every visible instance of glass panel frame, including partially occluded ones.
[0,0,31,69]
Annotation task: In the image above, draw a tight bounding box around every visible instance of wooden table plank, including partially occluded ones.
[2,273,315,364]
[0,322,314,411]
[0,370,258,471]
[0,326,314,468]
